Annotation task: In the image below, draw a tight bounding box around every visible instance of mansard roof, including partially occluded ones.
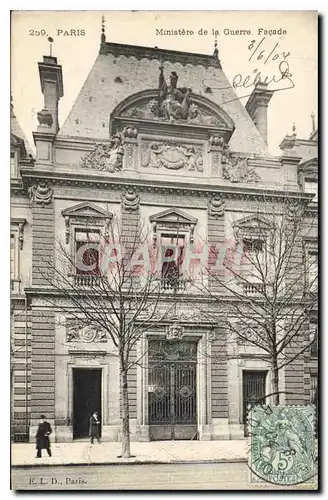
[58,42,269,156]
[11,101,34,157]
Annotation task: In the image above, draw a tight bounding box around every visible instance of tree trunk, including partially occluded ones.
[120,362,131,458]
[271,355,280,405]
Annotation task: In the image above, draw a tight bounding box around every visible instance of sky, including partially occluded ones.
[11,10,317,156]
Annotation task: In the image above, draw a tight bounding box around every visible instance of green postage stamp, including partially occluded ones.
[248,405,317,486]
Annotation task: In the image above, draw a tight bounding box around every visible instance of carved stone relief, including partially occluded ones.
[222,156,260,183]
[37,108,53,128]
[125,143,135,169]
[66,322,107,343]
[208,195,225,218]
[208,137,260,183]
[141,140,203,172]
[28,181,53,206]
[80,133,124,172]
[119,68,225,126]
[121,189,140,212]
[166,323,184,341]
[121,99,224,127]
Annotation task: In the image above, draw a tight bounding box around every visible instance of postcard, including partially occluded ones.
[10,10,318,491]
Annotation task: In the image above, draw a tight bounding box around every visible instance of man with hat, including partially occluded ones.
[35,415,52,458]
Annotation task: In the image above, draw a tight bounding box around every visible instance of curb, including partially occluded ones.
[12,458,248,469]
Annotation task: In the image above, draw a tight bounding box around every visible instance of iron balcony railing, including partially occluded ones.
[73,274,102,287]
[160,277,187,292]
[243,283,265,296]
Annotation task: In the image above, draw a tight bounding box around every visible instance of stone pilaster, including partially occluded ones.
[11,303,32,439]
[121,189,140,249]
[285,342,305,405]
[123,126,138,171]
[29,188,56,437]
[210,329,229,439]
[207,194,226,293]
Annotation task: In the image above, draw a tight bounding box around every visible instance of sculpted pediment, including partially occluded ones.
[150,208,198,226]
[232,215,272,240]
[61,202,113,244]
[62,202,113,220]
[110,89,235,140]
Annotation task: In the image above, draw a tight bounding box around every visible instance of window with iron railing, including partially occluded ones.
[74,229,101,286]
[160,233,185,291]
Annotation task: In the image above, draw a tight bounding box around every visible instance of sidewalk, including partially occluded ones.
[12,440,248,467]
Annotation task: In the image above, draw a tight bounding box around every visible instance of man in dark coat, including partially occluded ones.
[35,415,52,458]
[89,411,101,444]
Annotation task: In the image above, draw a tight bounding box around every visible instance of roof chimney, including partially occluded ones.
[33,46,63,167]
[245,81,273,145]
[37,53,64,134]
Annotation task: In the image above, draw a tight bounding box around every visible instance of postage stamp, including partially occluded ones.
[248,405,317,486]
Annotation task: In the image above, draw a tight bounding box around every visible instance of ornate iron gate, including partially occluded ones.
[148,339,197,440]
[243,370,267,436]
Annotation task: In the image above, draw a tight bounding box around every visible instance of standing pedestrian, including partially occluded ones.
[35,415,52,458]
[89,411,101,444]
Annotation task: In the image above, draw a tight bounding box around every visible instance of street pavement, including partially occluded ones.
[11,439,248,467]
[11,463,318,491]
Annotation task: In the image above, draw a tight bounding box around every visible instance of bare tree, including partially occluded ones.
[198,196,318,405]
[38,215,174,458]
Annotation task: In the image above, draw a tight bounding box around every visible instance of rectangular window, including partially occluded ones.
[305,181,318,202]
[309,322,318,358]
[243,238,264,254]
[10,233,15,281]
[310,374,318,405]
[11,151,18,177]
[75,229,100,276]
[308,251,318,292]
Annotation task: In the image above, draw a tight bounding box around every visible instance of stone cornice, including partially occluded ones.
[24,287,314,309]
[19,167,314,203]
[99,41,222,69]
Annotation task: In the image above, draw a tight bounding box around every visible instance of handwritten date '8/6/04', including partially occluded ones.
[248,37,290,64]
[202,37,294,97]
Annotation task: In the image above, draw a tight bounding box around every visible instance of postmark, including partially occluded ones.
[248,405,316,486]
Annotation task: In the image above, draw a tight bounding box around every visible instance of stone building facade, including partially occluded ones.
[11,37,318,442]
